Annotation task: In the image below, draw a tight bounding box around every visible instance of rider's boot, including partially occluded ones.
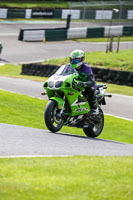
[90,99,99,115]
[84,89,99,115]
[92,106,99,115]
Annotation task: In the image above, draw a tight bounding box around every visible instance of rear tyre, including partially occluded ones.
[83,108,104,137]
[44,100,64,133]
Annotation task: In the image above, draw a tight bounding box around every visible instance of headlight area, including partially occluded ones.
[55,81,63,88]
[48,81,54,88]
[48,81,67,89]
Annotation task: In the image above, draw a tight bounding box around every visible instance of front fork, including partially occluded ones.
[56,102,66,119]
[49,96,66,119]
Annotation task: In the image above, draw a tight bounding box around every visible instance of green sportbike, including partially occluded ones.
[43,65,111,137]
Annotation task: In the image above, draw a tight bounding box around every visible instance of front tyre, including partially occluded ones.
[83,108,104,138]
[44,100,64,133]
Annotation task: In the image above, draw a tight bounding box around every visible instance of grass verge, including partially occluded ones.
[43,49,133,71]
[0,64,47,82]
[74,36,133,43]
[0,90,133,144]
[0,0,133,10]
[0,156,133,200]
[0,0,68,9]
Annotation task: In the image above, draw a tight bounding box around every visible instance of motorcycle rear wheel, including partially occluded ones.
[83,108,104,138]
[44,100,64,133]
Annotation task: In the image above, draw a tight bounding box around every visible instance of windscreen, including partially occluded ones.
[55,65,77,76]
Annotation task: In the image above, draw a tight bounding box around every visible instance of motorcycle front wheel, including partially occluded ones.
[83,108,104,138]
[44,100,64,133]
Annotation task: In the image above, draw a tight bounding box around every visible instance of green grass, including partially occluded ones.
[0,64,47,82]
[75,36,133,43]
[0,156,133,200]
[0,90,46,129]
[86,50,133,71]
[0,0,68,9]
[0,0,133,9]
[0,18,65,22]
[0,90,133,144]
[43,49,133,71]
[104,83,133,96]
[0,63,133,97]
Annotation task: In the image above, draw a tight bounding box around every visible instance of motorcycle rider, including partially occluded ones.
[68,49,99,115]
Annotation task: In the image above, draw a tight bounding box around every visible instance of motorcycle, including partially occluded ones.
[42,64,111,138]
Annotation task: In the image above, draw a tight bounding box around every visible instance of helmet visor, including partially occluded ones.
[70,58,82,65]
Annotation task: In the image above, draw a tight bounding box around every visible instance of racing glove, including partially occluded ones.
[77,81,87,87]
[78,80,95,88]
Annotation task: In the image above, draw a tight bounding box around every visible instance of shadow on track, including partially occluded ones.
[0,58,9,63]
[47,131,125,145]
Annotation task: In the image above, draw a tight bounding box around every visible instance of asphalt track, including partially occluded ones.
[0,21,133,157]
[0,123,133,157]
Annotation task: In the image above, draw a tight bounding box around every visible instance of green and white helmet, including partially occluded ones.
[70,49,85,70]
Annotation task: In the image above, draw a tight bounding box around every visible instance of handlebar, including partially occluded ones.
[104,94,112,98]
[72,79,82,92]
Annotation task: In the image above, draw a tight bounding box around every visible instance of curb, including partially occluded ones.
[18,26,133,42]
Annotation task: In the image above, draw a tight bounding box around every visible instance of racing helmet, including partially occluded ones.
[70,49,85,70]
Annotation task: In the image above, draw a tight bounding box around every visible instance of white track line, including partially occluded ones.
[105,113,133,122]
[0,155,73,158]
